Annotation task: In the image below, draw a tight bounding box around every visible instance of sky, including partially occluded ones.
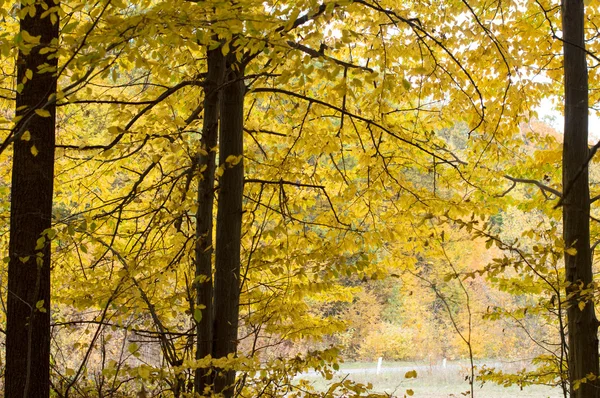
[537,97,600,142]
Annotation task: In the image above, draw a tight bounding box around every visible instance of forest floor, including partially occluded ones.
[297,360,561,397]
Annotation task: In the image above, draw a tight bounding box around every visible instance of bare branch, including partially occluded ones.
[251,87,463,169]
[501,175,562,199]
[244,178,352,228]
[277,3,329,33]
[286,41,373,72]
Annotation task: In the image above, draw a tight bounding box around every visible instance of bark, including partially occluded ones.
[212,56,245,397]
[194,47,225,395]
[562,1,600,396]
[6,2,58,397]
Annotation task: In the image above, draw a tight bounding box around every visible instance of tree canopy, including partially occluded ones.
[1,0,599,397]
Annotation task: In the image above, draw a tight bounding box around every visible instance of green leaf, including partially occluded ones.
[35,236,46,250]
[62,22,79,34]
[128,342,139,355]
[36,300,46,313]
[193,308,202,323]
[45,228,56,239]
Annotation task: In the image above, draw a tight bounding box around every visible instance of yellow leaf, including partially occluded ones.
[108,126,122,135]
[565,247,577,256]
[21,30,41,44]
[25,69,33,80]
[579,301,586,311]
[138,365,151,379]
[30,145,38,157]
[225,155,242,166]
[406,389,414,396]
[21,131,31,141]
[35,109,51,118]
[405,370,418,378]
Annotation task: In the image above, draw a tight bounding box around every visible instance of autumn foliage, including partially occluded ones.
[0,0,599,397]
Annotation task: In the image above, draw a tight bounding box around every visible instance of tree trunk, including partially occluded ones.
[213,56,245,398]
[562,1,600,396]
[194,47,225,396]
[6,2,58,397]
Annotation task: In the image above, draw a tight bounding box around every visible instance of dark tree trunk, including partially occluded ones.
[562,1,600,396]
[194,47,225,395]
[212,56,245,398]
[6,2,58,398]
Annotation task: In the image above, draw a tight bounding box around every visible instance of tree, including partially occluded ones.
[562,0,600,395]
[194,46,225,395]
[6,1,59,397]
[212,53,246,397]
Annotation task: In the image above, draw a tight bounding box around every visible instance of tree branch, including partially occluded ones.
[286,41,373,72]
[500,175,562,199]
[250,87,463,169]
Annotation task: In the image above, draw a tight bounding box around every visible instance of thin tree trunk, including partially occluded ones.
[213,56,245,398]
[562,1,600,396]
[194,47,225,395]
[6,2,58,397]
